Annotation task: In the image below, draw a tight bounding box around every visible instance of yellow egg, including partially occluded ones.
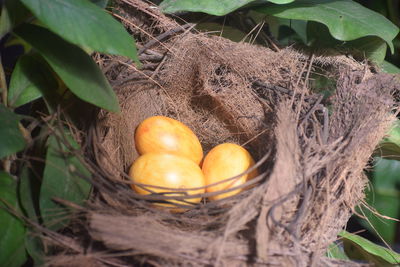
[129,153,205,208]
[135,116,203,165]
[202,143,257,200]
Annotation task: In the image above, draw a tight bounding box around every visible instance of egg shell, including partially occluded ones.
[129,153,206,207]
[202,143,257,200]
[135,116,203,165]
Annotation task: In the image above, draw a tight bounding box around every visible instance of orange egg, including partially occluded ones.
[129,153,205,208]
[202,143,257,200]
[135,116,203,165]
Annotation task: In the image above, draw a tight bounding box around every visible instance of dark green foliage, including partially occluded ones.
[0,172,27,267]
[14,23,120,112]
[0,104,26,159]
[39,132,91,231]
[340,231,400,265]
[20,0,138,62]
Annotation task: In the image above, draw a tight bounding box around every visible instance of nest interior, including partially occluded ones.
[46,1,400,266]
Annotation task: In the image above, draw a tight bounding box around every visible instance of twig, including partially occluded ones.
[253,80,293,96]
[102,60,118,74]
[240,128,269,147]
[304,54,315,89]
[112,70,152,87]
[138,23,195,55]
[241,20,264,43]
[0,55,7,106]
[295,54,315,122]
[295,57,310,88]
[300,95,324,125]
[321,106,329,144]
[139,53,164,62]
[2,159,11,173]
[112,13,176,58]
[19,123,32,144]
[242,17,280,52]
[267,186,302,237]
[141,62,159,70]
[151,54,168,79]
[253,80,322,104]
[288,186,313,239]
[145,49,164,58]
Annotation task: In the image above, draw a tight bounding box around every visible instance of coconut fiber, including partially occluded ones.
[44,0,400,266]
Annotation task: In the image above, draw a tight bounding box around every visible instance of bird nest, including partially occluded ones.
[44,0,399,266]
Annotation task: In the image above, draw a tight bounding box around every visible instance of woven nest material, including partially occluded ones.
[45,1,399,266]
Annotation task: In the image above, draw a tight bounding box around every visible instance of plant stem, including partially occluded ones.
[19,122,32,144]
[0,55,8,107]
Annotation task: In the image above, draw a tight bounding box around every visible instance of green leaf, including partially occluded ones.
[280,19,308,44]
[360,158,400,244]
[0,172,27,267]
[8,54,56,108]
[19,170,46,265]
[25,232,45,266]
[0,4,13,39]
[7,50,59,114]
[339,230,400,265]
[268,0,294,3]
[20,0,139,64]
[195,23,247,42]
[160,0,295,16]
[375,120,400,160]
[326,242,350,260]
[4,35,32,53]
[0,104,26,159]
[346,36,387,64]
[0,0,30,39]
[90,0,109,8]
[19,166,40,220]
[256,0,399,53]
[14,23,120,112]
[306,20,340,47]
[39,130,91,231]
[306,22,387,63]
[380,61,400,74]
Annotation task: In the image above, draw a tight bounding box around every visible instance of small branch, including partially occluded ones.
[253,80,293,96]
[112,70,154,86]
[253,80,322,103]
[0,56,12,173]
[138,23,195,55]
[139,53,164,62]
[321,106,329,144]
[242,17,280,52]
[0,55,8,106]
[19,122,32,144]
[2,159,11,173]
[300,95,324,125]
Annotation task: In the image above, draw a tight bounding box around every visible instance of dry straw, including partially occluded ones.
[44,0,400,266]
